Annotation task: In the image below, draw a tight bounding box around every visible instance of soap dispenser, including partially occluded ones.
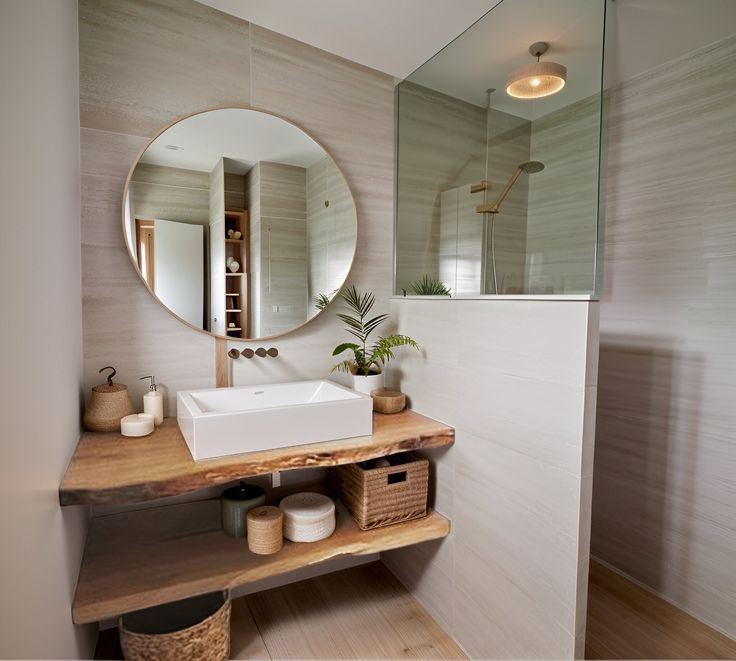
[140,375,163,426]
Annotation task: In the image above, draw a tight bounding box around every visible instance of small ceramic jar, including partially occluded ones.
[220,482,266,537]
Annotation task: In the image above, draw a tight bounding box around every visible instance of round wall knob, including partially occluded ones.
[267,348,279,357]
[255,347,267,358]
[242,348,255,359]
[227,348,240,359]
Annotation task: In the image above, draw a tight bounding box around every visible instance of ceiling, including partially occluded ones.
[140,108,326,174]
[197,0,736,95]
[408,0,604,119]
[196,0,501,79]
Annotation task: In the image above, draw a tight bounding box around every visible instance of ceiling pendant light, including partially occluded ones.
[506,42,566,99]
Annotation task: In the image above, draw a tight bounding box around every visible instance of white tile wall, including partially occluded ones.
[383,299,599,659]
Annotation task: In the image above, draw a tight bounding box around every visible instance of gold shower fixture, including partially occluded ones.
[506,42,566,99]
[476,160,545,215]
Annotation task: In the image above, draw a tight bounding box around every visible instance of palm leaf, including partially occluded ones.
[409,274,452,296]
[332,342,360,357]
[330,359,356,374]
[331,286,419,375]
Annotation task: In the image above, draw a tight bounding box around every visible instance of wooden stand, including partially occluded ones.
[224,209,250,339]
[59,411,454,507]
[72,499,450,624]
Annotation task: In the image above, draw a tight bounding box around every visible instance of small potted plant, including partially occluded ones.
[409,274,452,296]
[331,285,418,394]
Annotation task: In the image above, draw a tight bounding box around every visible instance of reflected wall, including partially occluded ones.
[395,0,606,296]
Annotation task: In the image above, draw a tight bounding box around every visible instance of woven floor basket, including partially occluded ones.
[119,591,230,661]
[329,451,429,530]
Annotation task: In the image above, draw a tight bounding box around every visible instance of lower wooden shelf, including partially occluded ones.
[72,498,450,625]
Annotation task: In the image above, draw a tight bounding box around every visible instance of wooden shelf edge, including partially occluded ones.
[71,499,450,624]
[59,411,454,507]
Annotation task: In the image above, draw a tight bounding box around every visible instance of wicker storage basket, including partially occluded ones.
[280,492,336,542]
[119,591,230,661]
[330,451,429,530]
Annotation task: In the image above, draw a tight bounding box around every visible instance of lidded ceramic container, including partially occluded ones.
[220,481,266,538]
[83,366,136,432]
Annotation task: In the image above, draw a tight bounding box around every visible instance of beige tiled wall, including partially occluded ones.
[79,0,394,408]
[306,155,355,313]
[248,161,308,336]
[395,82,530,295]
[592,33,736,638]
[383,299,599,659]
[79,3,602,657]
[526,94,601,294]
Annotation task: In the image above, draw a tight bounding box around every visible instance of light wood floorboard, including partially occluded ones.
[586,559,736,659]
[95,562,464,660]
[240,562,465,660]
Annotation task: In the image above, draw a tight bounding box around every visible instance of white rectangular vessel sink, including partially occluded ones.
[177,380,373,461]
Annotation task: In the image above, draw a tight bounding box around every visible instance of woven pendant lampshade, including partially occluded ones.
[506,42,566,99]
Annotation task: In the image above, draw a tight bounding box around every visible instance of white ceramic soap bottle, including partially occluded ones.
[140,375,163,426]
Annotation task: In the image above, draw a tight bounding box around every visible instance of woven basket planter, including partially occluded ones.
[330,451,429,530]
[119,591,230,661]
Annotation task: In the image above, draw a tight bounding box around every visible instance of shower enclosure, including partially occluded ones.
[394,0,606,297]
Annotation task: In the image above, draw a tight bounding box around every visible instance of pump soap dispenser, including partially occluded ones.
[140,375,164,426]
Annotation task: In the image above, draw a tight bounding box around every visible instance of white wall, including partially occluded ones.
[0,0,96,658]
[382,298,599,659]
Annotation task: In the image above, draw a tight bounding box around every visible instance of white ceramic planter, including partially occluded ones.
[351,371,383,395]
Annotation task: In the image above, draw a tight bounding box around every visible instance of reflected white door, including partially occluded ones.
[153,219,203,328]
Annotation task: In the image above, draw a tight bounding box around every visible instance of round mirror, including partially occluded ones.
[123,107,357,340]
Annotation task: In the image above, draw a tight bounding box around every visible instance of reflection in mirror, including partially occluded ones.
[123,108,357,339]
[395,0,605,296]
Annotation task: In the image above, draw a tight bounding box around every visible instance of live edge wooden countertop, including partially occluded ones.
[59,410,454,507]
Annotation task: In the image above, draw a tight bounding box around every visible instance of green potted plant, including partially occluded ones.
[331,285,418,394]
[409,274,452,296]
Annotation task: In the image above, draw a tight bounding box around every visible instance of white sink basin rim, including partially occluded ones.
[177,380,373,461]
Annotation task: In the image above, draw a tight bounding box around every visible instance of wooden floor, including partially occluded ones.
[97,558,736,660]
[586,559,736,659]
[95,562,466,660]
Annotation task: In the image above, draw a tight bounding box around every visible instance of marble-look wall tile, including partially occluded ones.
[79,2,394,404]
[224,171,245,209]
[226,24,394,386]
[383,299,598,659]
[395,83,530,295]
[592,33,736,639]
[79,0,250,136]
[526,94,601,294]
[395,82,487,292]
[131,163,210,224]
[209,159,226,335]
[80,127,215,413]
[306,156,354,310]
[248,161,308,336]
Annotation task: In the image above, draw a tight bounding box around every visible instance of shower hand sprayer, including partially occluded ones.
[470,160,545,294]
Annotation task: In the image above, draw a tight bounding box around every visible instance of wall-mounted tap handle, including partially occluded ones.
[242,348,255,359]
[255,347,268,358]
[267,348,279,357]
[227,348,240,359]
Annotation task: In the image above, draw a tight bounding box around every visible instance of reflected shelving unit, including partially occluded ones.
[224,208,250,338]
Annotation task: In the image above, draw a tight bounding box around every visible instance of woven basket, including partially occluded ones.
[329,451,429,530]
[119,591,230,661]
[280,492,336,542]
[247,505,283,555]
